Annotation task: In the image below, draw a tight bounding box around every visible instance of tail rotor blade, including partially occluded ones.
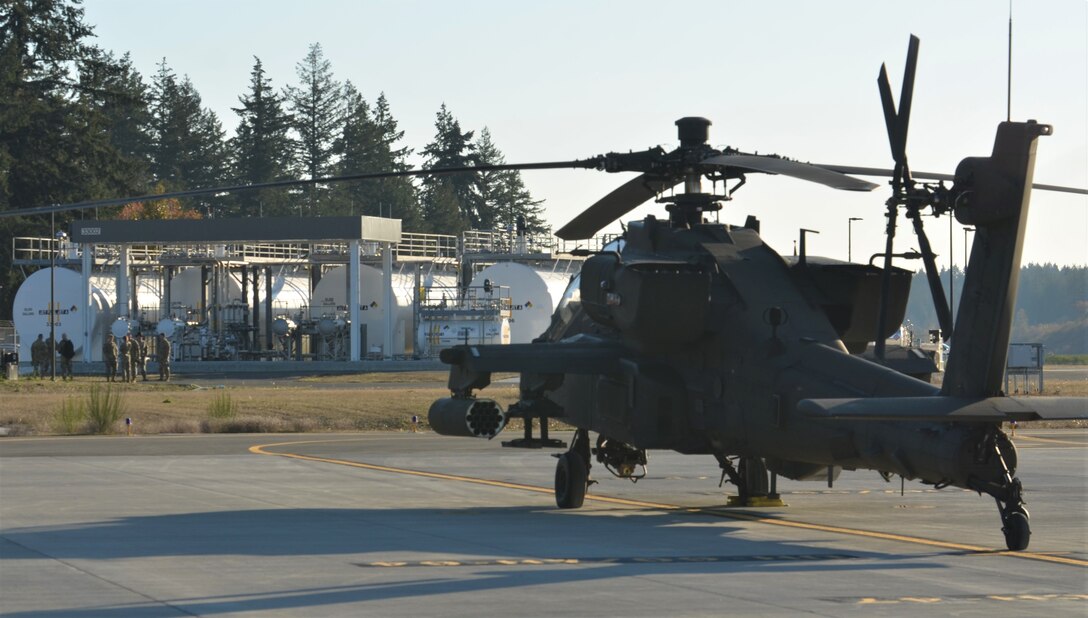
[877,64,901,165]
[908,210,953,338]
[897,36,920,161]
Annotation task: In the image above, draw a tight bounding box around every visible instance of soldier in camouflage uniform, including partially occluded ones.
[126,335,140,383]
[119,334,131,383]
[156,333,172,382]
[30,334,46,379]
[103,333,118,382]
[134,333,149,381]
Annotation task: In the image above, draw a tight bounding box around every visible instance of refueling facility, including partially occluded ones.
[10,217,586,365]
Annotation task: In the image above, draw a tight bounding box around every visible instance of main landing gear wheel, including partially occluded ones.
[1002,510,1031,551]
[555,452,588,509]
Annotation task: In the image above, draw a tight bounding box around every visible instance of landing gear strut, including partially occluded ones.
[715,454,785,507]
[970,429,1031,551]
[554,429,591,509]
[994,447,1031,551]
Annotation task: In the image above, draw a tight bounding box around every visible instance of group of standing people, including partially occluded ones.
[102,332,171,382]
[29,333,76,380]
[28,331,172,382]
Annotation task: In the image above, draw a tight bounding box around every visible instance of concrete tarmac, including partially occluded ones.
[1,430,1085,617]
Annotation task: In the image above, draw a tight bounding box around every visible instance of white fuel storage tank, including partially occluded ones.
[469,263,572,343]
[91,274,162,326]
[263,267,311,320]
[12,267,113,362]
[166,266,243,321]
[310,265,414,356]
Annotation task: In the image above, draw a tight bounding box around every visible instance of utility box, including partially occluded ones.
[0,321,17,380]
[1006,343,1044,394]
[1007,343,1042,370]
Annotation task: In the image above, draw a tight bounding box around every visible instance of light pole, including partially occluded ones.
[847,217,862,262]
[48,214,67,381]
[949,215,954,325]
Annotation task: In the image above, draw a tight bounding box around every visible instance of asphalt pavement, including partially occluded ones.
[1,430,1085,617]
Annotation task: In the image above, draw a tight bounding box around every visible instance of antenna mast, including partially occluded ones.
[1007,1,1013,121]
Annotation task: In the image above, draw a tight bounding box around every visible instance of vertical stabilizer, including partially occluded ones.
[941,121,1051,397]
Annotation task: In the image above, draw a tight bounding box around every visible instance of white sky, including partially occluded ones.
[82,0,1087,267]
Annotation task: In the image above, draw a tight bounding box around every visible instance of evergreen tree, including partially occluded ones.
[0,0,148,317]
[148,60,229,214]
[475,127,547,233]
[370,93,420,229]
[1,0,97,211]
[231,57,296,217]
[286,42,343,214]
[419,104,479,232]
[333,87,420,227]
[422,182,466,234]
[77,49,152,181]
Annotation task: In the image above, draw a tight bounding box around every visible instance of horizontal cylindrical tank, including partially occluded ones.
[12,267,113,362]
[311,265,414,356]
[417,317,510,356]
[167,266,243,320]
[265,268,310,318]
[90,273,162,321]
[470,263,572,344]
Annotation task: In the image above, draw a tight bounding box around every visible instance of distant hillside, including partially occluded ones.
[903,264,1087,355]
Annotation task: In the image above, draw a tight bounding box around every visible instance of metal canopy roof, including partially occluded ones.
[67,216,401,244]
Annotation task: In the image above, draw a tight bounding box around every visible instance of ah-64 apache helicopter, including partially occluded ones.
[8,37,1085,551]
[424,36,1088,552]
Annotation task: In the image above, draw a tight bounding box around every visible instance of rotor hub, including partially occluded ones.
[675,117,712,148]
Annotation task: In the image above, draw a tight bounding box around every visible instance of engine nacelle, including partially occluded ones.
[428,397,506,439]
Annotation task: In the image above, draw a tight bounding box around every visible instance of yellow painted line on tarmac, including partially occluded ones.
[250,438,1088,569]
[1014,435,1086,447]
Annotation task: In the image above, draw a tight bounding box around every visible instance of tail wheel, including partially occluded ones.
[555,452,588,509]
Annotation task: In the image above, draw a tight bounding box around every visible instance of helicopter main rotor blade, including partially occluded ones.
[555,174,680,240]
[0,160,591,220]
[700,154,879,192]
[813,164,1088,195]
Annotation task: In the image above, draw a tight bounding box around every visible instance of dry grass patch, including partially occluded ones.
[296,371,518,384]
[2,371,1084,435]
[0,374,522,435]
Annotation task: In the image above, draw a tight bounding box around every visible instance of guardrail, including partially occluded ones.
[14,228,611,266]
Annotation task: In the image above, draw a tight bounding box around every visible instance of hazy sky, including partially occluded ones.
[81,0,1086,267]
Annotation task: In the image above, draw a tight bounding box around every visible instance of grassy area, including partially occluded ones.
[1,371,1083,436]
[1047,354,1088,365]
[0,375,520,436]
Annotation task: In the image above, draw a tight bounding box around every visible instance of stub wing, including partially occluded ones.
[439,337,624,376]
[799,396,1088,423]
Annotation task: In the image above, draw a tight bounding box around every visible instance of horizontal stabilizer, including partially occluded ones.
[799,396,1088,423]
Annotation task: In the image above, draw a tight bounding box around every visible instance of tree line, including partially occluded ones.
[2,2,545,230]
[904,264,1088,354]
[0,0,547,318]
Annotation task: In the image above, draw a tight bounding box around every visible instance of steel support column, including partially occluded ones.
[349,240,361,362]
[382,242,393,360]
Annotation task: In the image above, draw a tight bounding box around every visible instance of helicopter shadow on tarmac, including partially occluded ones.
[1,506,940,617]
